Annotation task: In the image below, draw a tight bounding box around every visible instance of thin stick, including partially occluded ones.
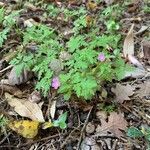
[18,134,60,148]
[0,65,13,73]
[76,107,93,150]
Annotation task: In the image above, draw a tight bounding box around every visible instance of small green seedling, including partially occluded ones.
[127,126,150,149]
[53,112,67,129]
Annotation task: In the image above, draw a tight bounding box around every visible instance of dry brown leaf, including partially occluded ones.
[135,26,149,35]
[86,122,95,134]
[128,55,144,69]
[137,81,150,99]
[123,24,143,68]
[96,112,127,138]
[123,24,134,58]
[28,90,41,103]
[111,84,135,103]
[143,40,150,60]
[0,84,23,97]
[5,92,45,122]
[8,67,33,85]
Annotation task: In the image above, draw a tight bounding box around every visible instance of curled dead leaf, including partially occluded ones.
[5,92,45,122]
[8,67,33,85]
[123,24,134,58]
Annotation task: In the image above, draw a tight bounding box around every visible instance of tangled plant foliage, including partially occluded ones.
[11,23,131,100]
[6,4,132,100]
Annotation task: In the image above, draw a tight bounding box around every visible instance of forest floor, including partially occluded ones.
[0,0,150,150]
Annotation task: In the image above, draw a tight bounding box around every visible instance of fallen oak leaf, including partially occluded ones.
[111,84,135,103]
[5,92,45,122]
[137,81,150,99]
[96,112,127,138]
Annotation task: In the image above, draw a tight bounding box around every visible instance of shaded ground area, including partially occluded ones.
[0,0,150,150]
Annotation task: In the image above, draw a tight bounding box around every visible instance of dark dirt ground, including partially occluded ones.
[0,0,150,150]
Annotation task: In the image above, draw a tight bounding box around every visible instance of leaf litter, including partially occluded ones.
[111,83,135,103]
[5,92,45,122]
[0,0,149,149]
[95,112,127,138]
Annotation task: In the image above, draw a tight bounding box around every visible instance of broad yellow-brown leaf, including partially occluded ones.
[8,120,40,138]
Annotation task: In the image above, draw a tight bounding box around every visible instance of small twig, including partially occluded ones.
[133,108,150,124]
[112,139,118,150]
[60,126,80,149]
[18,133,61,148]
[76,107,93,150]
[0,65,13,73]
[0,132,11,145]
[121,104,140,119]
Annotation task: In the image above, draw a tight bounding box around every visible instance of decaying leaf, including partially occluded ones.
[96,111,107,124]
[0,84,23,97]
[143,40,150,60]
[137,81,150,99]
[86,122,95,134]
[96,112,127,138]
[123,24,134,58]
[111,84,135,103]
[8,67,33,85]
[8,120,40,138]
[128,55,144,69]
[5,92,45,122]
[123,24,143,68]
[135,26,149,35]
[28,90,41,103]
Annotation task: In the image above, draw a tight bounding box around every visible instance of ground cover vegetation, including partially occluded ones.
[0,0,150,149]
